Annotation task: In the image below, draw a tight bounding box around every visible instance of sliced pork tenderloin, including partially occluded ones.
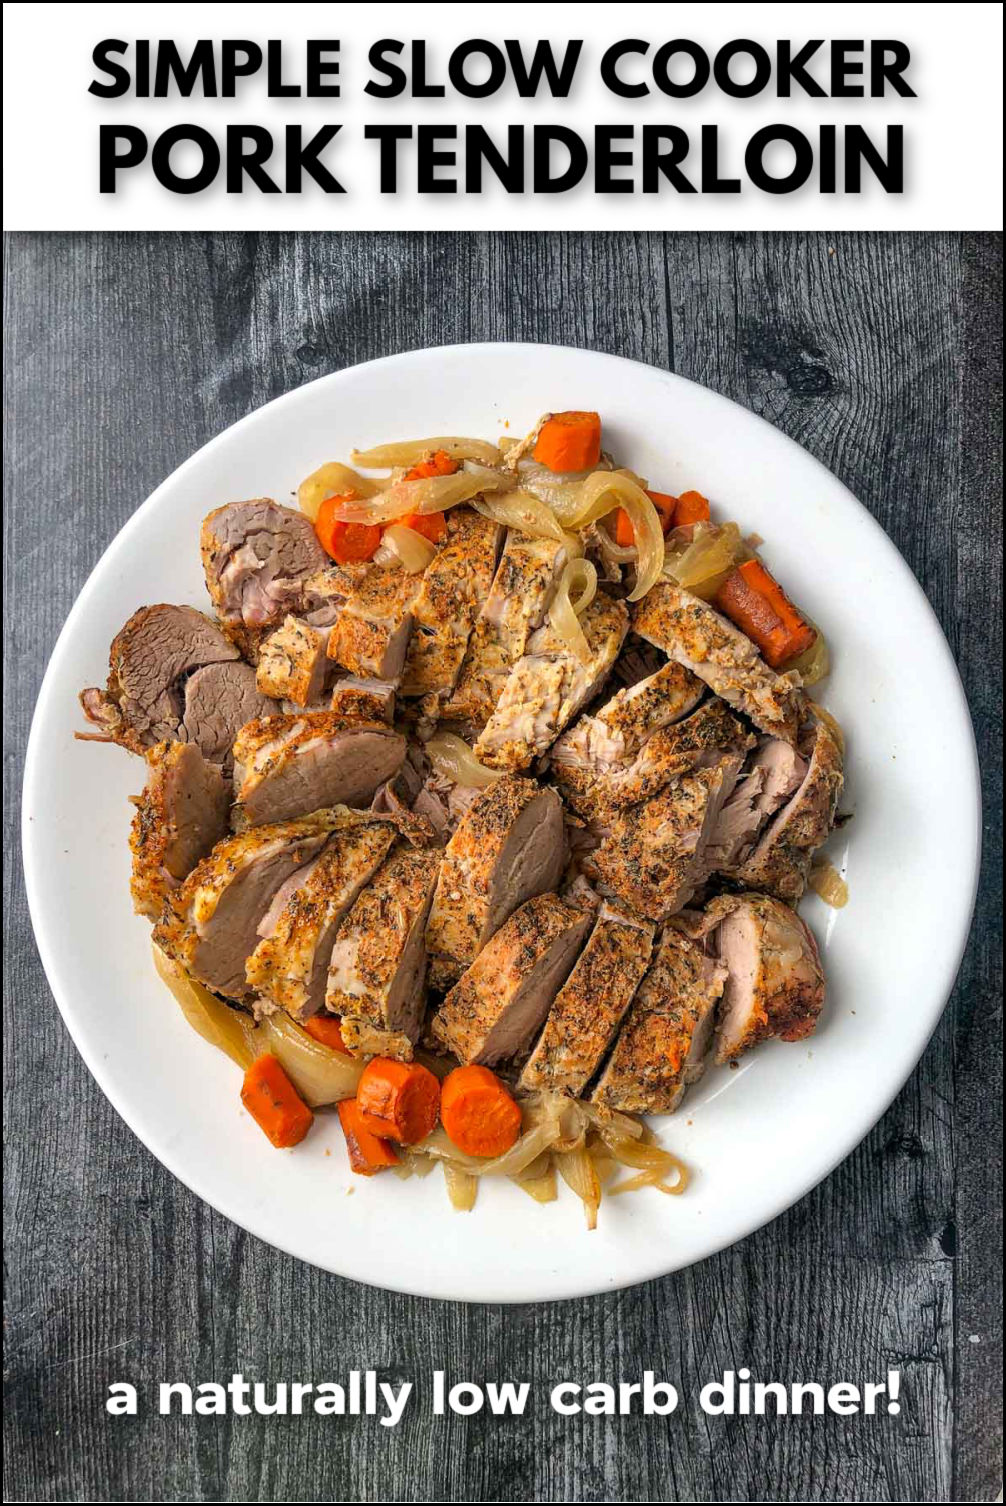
[441,531,571,727]
[554,698,752,823]
[400,509,502,699]
[201,499,331,658]
[129,741,231,920]
[424,775,565,990]
[181,661,278,770]
[153,809,343,998]
[329,676,397,723]
[703,735,808,875]
[431,894,591,1065]
[79,604,240,753]
[549,658,704,791]
[519,904,654,1096]
[685,892,825,1061]
[728,716,844,901]
[473,592,629,772]
[255,615,330,706]
[326,846,442,1057]
[232,712,407,826]
[327,567,419,680]
[245,821,398,1020]
[591,925,726,1113]
[633,581,806,742]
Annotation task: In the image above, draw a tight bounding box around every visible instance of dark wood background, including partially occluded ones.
[3,232,1002,1504]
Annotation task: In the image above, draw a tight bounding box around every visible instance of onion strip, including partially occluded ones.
[424,732,502,788]
[380,524,438,573]
[548,558,598,665]
[317,470,509,526]
[472,491,580,550]
[351,436,502,468]
[297,462,384,521]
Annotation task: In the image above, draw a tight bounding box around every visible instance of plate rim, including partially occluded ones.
[21,340,983,1302]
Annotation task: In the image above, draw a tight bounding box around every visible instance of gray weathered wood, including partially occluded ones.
[3,231,1001,1503]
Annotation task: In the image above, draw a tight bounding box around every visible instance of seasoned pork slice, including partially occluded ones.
[400,509,502,698]
[431,894,591,1065]
[130,741,231,920]
[551,659,704,781]
[686,893,825,1062]
[425,775,564,990]
[591,926,726,1113]
[555,698,751,822]
[232,712,406,826]
[153,810,342,998]
[245,822,398,1020]
[473,593,629,772]
[79,604,240,753]
[255,616,329,706]
[327,566,419,680]
[704,736,808,875]
[326,846,442,1056]
[441,532,570,726]
[729,716,843,901]
[181,662,278,770]
[586,750,748,921]
[519,905,654,1096]
[201,499,332,658]
[329,676,396,723]
[633,582,806,742]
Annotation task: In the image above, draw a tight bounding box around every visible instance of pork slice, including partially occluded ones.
[154,809,344,998]
[687,892,825,1062]
[255,615,330,706]
[431,894,591,1065]
[245,822,398,1020]
[554,698,753,822]
[441,532,570,726]
[704,736,808,874]
[129,740,231,920]
[400,509,502,698]
[329,676,397,723]
[586,750,747,921]
[327,566,419,680]
[633,582,807,742]
[730,716,844,901]
[181,661,278,771]
[201,499,330,657]
[519,904,654,1096]
[79,603,239,753]
[232,712,407,826]
[425,775,565,989]
[473,593,629,772]
[591,926,726,1113]
[326,846,442,1053]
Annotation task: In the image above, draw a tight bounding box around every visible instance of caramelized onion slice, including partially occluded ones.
[351,437,502,468]
[258,1013,365,1108]
[153,944,257,1071]
[473,491,580,549]
[380,524,438,573]
[425,732,502,789]
[297,462,384,521]
[548,558,598,665]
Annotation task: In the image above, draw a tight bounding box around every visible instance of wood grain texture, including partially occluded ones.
[2,231,1001,1504]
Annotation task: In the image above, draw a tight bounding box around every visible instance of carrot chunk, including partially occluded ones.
[241,1053,314,1148]
[673,490,711,526]
[303,1014,350,1053]
[403,449,459,481]
[356,1058,441,1145]
[532,411,602,473]
[315,492,382,564]
[647,490,678,533]
[440,1065,522,1159]
[715,559,817,668]
[613,489,677,546]
[393,511,447,545]
[337,1098,400,1175]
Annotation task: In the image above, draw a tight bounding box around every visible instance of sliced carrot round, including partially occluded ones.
[393,510,447,544]
[673,490,711,526]
[532,411,601,473]
[315,493,382,563]
[356,1057,441,1145]
[440,1065,522,1159]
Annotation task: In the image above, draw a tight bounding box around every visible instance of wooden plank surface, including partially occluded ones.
[3,231,1001,1504]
